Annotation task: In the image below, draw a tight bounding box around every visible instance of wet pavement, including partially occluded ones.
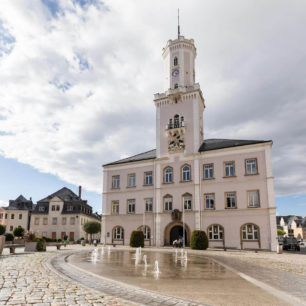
[67,248,287,305]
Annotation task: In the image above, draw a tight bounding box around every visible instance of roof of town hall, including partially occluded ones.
[103,138,272,166]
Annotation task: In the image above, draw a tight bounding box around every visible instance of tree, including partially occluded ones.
[190,230,208,250]
[83,221,101,243]
[277,229,286,237]
[0,224,5,236]
[13,226,25,238]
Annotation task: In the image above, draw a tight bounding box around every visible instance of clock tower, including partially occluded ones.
[154,34,205,158]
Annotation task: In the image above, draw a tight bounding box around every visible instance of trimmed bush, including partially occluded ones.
[5,233,14,242]
[130,230,144,248]
[190,230,208,250]
[36,240,45,252]
[0,224,5,235]
[277,229,286,237]
[57,238,62,242]
[13,226,25,238]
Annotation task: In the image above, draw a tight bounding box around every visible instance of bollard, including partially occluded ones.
[277,244,283,254]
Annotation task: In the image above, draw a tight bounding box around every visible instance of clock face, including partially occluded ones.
[172,69,179,77]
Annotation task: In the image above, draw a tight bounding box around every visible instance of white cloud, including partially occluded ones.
[0,200,8,207]
[0,0,305,196]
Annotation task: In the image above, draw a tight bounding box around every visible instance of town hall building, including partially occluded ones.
[101,31,277,251]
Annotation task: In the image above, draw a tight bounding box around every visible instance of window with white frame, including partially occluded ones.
[183,195,192,210]
[246,159,258,175]
[145,198,153,212]
[164,196,173,211]
[182,165,191,181]
[205,193,215,209]
[19,214,22,220]
[225,192,236,208]
[34,218,39,225]
[52,205,56,211]
[38,206,45,212]
[164,167,173,183]
[70,217,75,225]
[67,205,73,212]
[204,164,214,179]
[208,225,223,240]
[113,226,124,240]
[43,218,48,225]
[112,175,120,188]
[62,217,67,225]
[112,201,119,214]
[127,199,135,214]
[52,217,57,225]
[224,162,235,177]
[144,171,153,185]
[128,173,136,187]
[248,191,260,207]
[242,224,259,240]
[140,226,151,240]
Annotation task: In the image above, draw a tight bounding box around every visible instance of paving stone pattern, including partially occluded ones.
[49,251,205,306]
[0,250,137,305]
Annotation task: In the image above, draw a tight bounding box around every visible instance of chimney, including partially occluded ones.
[30,197,32,201]
[78,185,82,199]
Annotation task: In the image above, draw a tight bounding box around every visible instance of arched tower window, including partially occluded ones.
[174,83,178,89]
[174,114,179,128]
[174,57,178,66]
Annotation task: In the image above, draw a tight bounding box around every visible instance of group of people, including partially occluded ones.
[172,236,185,248]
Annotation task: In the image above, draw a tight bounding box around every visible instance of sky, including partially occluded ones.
[0,0,305,216]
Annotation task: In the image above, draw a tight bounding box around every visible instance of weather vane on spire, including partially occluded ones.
[178,8,180,38]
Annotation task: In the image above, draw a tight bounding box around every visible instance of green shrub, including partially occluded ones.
[80,237,84,240]
[277,229,286,237]
[5,233,14,242]
[190,230,208,250]
[130,230,144,248]
[13,226,25,238]
[0,224,5,235]
[57,238,62,242]
[36,240,45,252]
[69,237,74,242]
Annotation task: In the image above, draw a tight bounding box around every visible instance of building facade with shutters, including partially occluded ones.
[102,32,277,251]
[30,187,101,241]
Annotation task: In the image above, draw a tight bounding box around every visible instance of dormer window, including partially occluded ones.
[67,205,73,212]
[174,56,178,66]
[38,206,45,212]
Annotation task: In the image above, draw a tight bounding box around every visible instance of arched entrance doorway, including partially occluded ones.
[170,225,188,246]
[164,221,190,246]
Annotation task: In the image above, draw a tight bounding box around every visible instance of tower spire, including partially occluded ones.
[178,8,180,38]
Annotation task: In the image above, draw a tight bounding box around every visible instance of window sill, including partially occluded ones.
[126,186,136,188]
[111,213,119,215]
[209,239,223,241]
[203,177,215,180]
[179,180,193,183]
[225,207,237,209]
[245,173,259,176]
[248,206,260,208]
[163,210,172,213]
[204,208,215,210]
[223,176,237,179]
[143,184,153,187]
[111,187,120,190]
[162,182,174,184]
[127,212,135,214]
[145,211,153,213]
[242,239,259,242]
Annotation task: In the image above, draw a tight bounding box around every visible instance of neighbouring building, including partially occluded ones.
[101,29,277,251]
[0,207,8,226]
[3,195,33,232]
[277,215,306,239]
[30,187,101,241]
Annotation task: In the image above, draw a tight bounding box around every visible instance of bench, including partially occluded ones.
[46,242,63,250]
[4,244,25,254]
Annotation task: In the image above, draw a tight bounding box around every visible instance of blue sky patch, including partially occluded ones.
[0,20,15,57]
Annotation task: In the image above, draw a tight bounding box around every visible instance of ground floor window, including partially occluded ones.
[242,224,259,240]
[140,225,151,240]
[113,226,124,240]
[208,225,223,240]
